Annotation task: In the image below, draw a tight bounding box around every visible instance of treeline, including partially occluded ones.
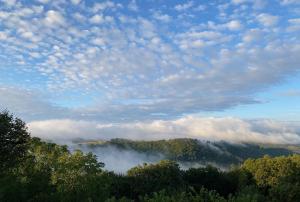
[83,138,293,166]
[1,111,300,202]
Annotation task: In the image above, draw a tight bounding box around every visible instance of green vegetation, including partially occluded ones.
[80,138,294,167]
[1,111,300,201]
[0,110,30,170]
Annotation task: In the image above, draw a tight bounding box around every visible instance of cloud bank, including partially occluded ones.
[28,116,300,144]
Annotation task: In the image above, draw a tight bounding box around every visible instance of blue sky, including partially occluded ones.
[0,0,300,143]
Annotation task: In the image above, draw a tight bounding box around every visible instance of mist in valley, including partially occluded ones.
[70,144,164,173]
[67,139,233,173]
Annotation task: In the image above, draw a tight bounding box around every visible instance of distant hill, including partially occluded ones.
[76,138,300,167]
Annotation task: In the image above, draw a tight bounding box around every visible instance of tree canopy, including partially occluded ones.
[0,110,30,171]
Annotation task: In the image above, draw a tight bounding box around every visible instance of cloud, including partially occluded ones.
[28,119,102,140]
[0,0,299,124]
[0,86,71,121]
[242,29,264,42]
[280,0,300,5]
[152,12,171,23]
[28,116,300,144]
[280,89,300,97]
[231,0,248,4]
[36,0,50,4]
[128,0,138,11]
[257,13,279,27]
[92,1,119,13]
[44,10,66,27]
[226,20,243,31]
[287,18,300,32]
[3,0,17,6]
[0,32,8,40]
[73,12,86,22]
[175,1,194,11]
[89,14,104,24]
[70,0,81,5]
[231,0,267,8]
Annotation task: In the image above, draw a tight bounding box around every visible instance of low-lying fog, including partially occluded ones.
[70,144,164,173]
[69,143,227,173]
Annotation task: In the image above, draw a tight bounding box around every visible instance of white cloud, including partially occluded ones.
[3,0,17,6]
[231,0,248,4]
[89,14,113,24]
[194,5,206,11]
[128,0,138,11]
[44,10,66,27]
[89,14,104,24]
[28,116,300,144]
[257,13,279,26]
[36,0,50,4]
[28,119,101,140]
[231,0,267,8]
[0,32,8,40]
[153,12,171,23]
[253,0,267,9]
[0,86,69,121]
[73,12,86,22]
[226,20,243,31]
[242,29,264,42]
[280,0,300,5]
[287,18,300,31]
[70,0,81,5]
[92,1,118,13]
[289,18,300,24]
[175,30,230,49]
[175,1,194,11]
[91,37,106,46]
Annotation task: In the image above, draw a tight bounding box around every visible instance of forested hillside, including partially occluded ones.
[2,111,300,202]
[78,138,296,167]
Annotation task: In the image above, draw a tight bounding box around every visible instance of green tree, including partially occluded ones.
[242,155,297,188]
[141,188,227,202]
[242,155,300,201]
[183,165,238,197]
[0,110,30,171]
[127,160,184,198]
[51,150,105,201]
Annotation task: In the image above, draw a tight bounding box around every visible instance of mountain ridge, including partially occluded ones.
[76,138,300,168]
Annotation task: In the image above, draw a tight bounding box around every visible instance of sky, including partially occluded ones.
[0,0,300,143]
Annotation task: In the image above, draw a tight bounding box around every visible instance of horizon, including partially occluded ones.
[0,0,300,144]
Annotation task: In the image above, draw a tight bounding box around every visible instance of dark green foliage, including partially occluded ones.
[127,160,184,198]
[228,185,266,202]
[0,123,109,201]
[0,110,30,171]
[183,166,235,196]
[140,188,227,202]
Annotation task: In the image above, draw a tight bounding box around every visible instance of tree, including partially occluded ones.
[51,150,105,201]
[0,110,30,171]
[242,155,300,201]
[242,155,297,188]
[127,160,184,198]
[141,188,227,202]
[183,165,240,197]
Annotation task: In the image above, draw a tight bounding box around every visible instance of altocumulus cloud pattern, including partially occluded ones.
[0,0,300,143]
